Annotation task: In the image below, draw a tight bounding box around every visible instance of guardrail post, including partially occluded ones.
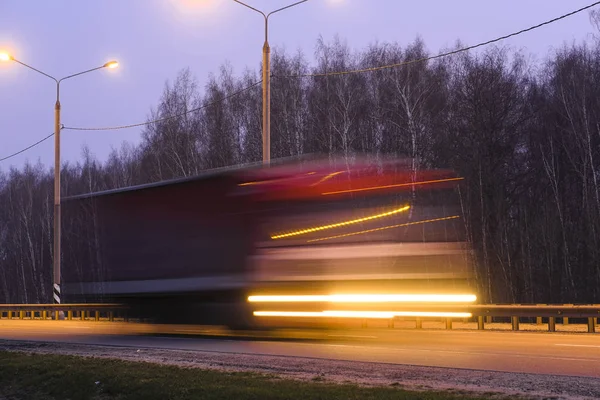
[19,311,24,320]
[548,317,556,332]
[109,311,114,322]
[511,316,519,331]
[67,310,73,320]
[477,316,484,330]
[81,310,86,321]
[445,318,452,330]
[94,311,100,322]
[588,317,597,333]
[42,310,47,320]
[563,304,573,325]
[415,318,422,329]
[485,316,492,324]
[536,304,546,325]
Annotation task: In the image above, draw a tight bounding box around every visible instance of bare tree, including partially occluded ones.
[270,48,311,158]
[141,68,204,180]
[4,31,600,305]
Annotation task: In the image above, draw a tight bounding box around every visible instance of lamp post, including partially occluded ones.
[0,53,118,307]
[232,0,308,164]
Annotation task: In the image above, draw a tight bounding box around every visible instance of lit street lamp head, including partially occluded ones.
[0,52,12,62]
[103,61,119,69]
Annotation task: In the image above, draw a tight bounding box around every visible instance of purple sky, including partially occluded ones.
[0,0,597,170]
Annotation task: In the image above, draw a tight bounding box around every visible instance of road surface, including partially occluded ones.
[1,320,599,378]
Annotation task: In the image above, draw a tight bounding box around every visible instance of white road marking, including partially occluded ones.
[555,344,600,348]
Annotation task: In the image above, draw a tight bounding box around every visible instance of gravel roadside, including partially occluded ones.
[1,339,598,400]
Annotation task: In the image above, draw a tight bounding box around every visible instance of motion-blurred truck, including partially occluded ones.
[62,156,477,328]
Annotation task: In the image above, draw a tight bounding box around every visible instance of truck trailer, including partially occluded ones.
[62,157,477,328]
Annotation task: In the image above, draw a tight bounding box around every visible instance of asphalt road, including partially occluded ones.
[1,320,600,378]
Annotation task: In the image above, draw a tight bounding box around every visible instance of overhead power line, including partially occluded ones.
[1,80,262,160]
[277,1,600,78]
[5,1,598,143]
[63,80,263,132]
[0,133,54,163]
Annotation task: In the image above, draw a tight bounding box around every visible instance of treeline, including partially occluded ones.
[2,31,600,304]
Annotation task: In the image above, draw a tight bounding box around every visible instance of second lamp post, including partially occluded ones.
[233,0,308,164]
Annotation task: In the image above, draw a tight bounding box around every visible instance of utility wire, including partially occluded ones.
[6,2,598,142]
[64,80,263,132]
[0,132,54,163]
[0,81,262,159]
[277,1,600,78]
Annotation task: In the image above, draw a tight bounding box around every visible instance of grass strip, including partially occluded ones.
[0,350,496,399]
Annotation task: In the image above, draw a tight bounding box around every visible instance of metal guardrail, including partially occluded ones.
[0,303,127,322]
[383,304,600,333]
[0,303,598,333]
[468,304,600,333]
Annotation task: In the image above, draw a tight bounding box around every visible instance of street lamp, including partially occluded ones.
[0,52,118,307]
[233,0,308,164]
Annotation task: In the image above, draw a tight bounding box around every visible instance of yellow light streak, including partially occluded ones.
[248,294,477,303]
[253,311,473,319]
[239,171,316,186]
[321,177,465,196]
[270,205,410,240]
[306,215,460,243]
[310,171,345,186]
[239,177,291,186]
[254,311,324,318]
